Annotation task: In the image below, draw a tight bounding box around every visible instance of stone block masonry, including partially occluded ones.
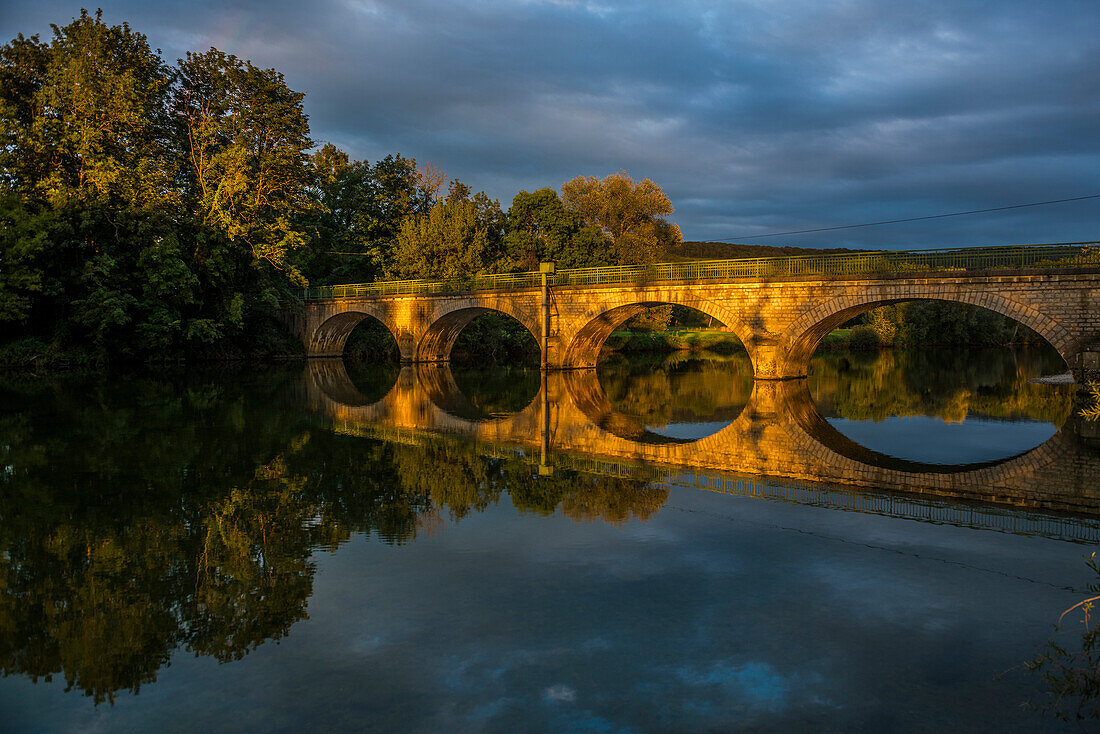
[295,268,1100,381]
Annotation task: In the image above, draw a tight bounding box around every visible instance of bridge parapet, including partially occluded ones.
[301,243,1100,299]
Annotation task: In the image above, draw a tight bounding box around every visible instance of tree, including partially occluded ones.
[0,33,49,196]
[11,9,177,208]
[297,143,376,284]
[175,48,314,286]
[0,10,192,356]
[503,187,613,270]
[560,171,682,264]
[390,181,506,280]
[296,148,442,286]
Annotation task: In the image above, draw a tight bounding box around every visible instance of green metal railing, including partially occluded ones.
[300,241,1100,300]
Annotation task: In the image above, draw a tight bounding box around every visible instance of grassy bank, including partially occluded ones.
[603,328,745,354]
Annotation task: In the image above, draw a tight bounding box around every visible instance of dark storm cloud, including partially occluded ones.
[3,0,1098,246]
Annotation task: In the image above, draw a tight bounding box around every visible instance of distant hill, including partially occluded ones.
[669,241,868,261]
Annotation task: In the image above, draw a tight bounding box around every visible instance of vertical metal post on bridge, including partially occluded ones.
[539,261,556,372]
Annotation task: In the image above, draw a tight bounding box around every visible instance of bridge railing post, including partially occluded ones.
[540,261,556,371]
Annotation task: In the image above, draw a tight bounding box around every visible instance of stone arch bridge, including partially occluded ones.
[288,246,1100,379]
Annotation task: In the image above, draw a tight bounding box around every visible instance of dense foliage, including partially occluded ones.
[819,301,1050,351]
[0,11,321,363]
[0,11,679,366]
[561,171,681,264]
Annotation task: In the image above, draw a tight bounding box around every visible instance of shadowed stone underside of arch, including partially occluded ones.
[309,309,401,359]
[558,292,752,370]
[417,307,538,363]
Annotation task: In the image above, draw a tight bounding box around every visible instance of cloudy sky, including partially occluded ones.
[3,1,1098,247]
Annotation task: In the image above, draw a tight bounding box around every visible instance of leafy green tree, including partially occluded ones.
[365,153,435,244]
[175,48,314,283]
[296,146,436,286]
[503,187,613,269]
[0,193,46,323]
[561,171,681,264]
[0,11,192,357]
[297,143,377,284]
[390,181,506,279]
[18,9,177,208]
[0,32,49,196]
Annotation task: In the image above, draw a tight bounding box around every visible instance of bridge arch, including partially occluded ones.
[562,293,755,369]
[777,289,1076,378]
[309,307,405,360]
[417,302,541,363]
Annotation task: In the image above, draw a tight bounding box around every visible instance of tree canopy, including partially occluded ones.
[503,187,614,270]
[561,171,682,264]
[390,181,506,280]
[0,10,684,365]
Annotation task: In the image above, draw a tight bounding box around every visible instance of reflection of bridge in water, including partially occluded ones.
[303,361,1100,541]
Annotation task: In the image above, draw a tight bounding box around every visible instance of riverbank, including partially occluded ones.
[601,325,1049,356]
[602,328,746,355]
[0,332,307,372]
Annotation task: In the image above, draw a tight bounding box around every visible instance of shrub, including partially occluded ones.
[848,325,881,350]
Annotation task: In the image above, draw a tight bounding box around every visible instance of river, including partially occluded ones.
[0,347,1097,732]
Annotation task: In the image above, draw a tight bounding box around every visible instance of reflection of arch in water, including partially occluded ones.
[416,363,540,421]
[304,360,1100,515]
[782,293,1074,378]
[305,360,545,432]
[563,296,752,369]
[595,355,754,440]
[564,378,1099,513]
[304,357,399,407]
[563,369,697,444]
[781,381,1040,474]
[709,380,1094,511]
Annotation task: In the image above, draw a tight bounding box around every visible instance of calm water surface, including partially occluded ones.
[1,348,1097,732]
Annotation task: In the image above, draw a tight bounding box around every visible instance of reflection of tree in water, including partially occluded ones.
[808,348,1073,425]
[597,355,754,427]
[0,372,359,703]
[506,462,670,525]
[0,370,668,703]
[0,372,415,704]
[387,442,503,520]
[448,366,541,418]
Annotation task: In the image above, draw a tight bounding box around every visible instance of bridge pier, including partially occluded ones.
[744,344,808,381]
[1074,343,1100,386]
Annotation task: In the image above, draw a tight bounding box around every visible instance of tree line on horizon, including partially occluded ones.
[0,10,682,364]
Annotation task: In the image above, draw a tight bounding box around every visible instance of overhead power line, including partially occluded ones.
[701,193,1100,243]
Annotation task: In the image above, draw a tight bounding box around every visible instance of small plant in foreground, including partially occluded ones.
[1080,382,1100,421]
[1022,553,1100,722]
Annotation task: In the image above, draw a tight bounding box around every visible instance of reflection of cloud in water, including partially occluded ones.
[827,416,1058,465]
[674,661,790,707]
[543,684,576,702]
[649,420,733,441]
